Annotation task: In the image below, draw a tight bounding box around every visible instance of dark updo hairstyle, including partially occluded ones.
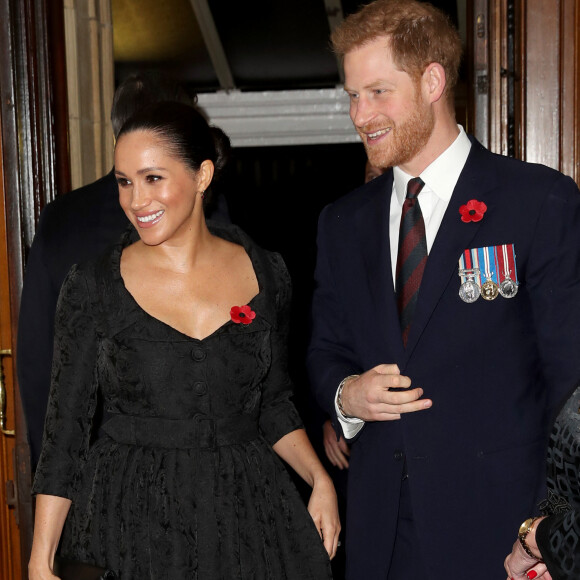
[110,73,197,139]
[116,101,231,204]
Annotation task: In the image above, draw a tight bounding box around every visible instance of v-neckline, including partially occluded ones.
[115,224,264,342]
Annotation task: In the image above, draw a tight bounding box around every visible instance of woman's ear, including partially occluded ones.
[197,159,215,193]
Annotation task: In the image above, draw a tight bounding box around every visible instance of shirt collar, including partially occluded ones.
[393,125,472,205]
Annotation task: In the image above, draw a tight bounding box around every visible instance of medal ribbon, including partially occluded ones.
[478,246,498,284]
[460,245,518,298]
[458,249,474,284]
[494,244,518,284]
[470,248,482,286]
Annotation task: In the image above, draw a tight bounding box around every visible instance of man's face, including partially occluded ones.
[344,37,435,173]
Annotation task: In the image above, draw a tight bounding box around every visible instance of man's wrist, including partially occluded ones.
[336,375,359,418]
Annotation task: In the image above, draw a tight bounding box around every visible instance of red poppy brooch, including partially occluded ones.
[230,305,256,325]
[459,199,487,223]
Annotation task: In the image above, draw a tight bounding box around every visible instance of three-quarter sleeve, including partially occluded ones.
[536,509,579,579]
[32,264,99,499]
[258,252,303,446]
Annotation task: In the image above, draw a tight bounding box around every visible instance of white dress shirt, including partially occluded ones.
[336,126,472,438]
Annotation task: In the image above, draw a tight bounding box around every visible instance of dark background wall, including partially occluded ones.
[220,142,368,425]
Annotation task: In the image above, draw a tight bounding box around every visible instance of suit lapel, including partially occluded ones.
[355,172,406,363]
[403,140,500,360]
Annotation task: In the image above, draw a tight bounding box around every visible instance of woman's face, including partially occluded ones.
[114,130,210,247]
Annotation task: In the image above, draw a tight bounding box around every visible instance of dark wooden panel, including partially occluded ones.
[0,0,68,576]
[560,0,580,183]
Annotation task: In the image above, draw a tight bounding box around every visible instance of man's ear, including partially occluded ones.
[422,63,446,104]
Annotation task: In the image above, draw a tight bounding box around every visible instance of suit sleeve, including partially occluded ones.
[258,252,304,446]
[32,265,99,499]
[526,173,580,417]
[307,205,363,423]
[17,209,62,467]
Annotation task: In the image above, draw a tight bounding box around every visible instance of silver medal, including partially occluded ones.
[499,276,518,298]
[458,268,481,303]
[459,279,481,303]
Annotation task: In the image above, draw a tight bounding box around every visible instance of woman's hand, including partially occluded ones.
[271,428,342,559]
[504,537,552,580]
[308,474,341,559]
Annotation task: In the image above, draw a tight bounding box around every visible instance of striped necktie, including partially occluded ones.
[395,177,427,346]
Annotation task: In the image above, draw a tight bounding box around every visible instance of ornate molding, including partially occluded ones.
[197,88,359,147]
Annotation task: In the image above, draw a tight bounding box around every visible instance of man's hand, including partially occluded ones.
[341,364,432,421]
[322,419,350,469]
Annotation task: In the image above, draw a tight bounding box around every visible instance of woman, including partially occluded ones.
[29,102,339,579]
[504,384,580,580]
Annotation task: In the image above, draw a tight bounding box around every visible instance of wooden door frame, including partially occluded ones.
[0,108,21,580]
[469,0,580,183]
[0,0,68,577]
[518,0,578,175]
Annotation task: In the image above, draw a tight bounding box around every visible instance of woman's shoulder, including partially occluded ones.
[208,221,290,285]
[262,250,291,290]
[60,230,130,311]
[209,222,292,318]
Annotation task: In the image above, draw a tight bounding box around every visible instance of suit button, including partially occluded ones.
[394,450,404,461]
[194,381,207,395]
[191,348,206,362]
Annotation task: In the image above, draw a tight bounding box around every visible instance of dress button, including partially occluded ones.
[393,450,404,461]
[191,348,206,362]
[194,381,207,395]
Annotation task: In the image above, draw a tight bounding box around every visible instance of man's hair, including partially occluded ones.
[331,0,462,96]
[110,73,197,138]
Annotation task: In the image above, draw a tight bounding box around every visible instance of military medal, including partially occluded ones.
[496,244,519,298]
[459,244,519,303]
[458,249,481,303]
[459,270,481,303]
[481,279,499,300]
[479,246,499,301]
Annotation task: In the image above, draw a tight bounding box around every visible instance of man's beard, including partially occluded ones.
[359,98,435,170]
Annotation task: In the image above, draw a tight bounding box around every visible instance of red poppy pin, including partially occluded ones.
[459,199,487,223]
[230,305,256,325]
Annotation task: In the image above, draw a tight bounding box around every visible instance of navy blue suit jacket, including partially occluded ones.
[307,138,580,579]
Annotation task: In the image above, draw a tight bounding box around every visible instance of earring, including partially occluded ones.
[200,189,205,200]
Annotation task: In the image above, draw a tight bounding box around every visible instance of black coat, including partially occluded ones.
[17,170,231,464]
[17,171,128,464]
[536,383,580,580]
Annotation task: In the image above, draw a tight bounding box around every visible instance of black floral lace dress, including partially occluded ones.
[33,223,332,580]
[536,384,580,579]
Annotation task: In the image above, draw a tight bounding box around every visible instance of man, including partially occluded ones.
[307,1,580,578]
[17,74,228,466]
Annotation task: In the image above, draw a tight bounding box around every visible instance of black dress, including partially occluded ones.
[33,223,333,580]
[536,384,580,580]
